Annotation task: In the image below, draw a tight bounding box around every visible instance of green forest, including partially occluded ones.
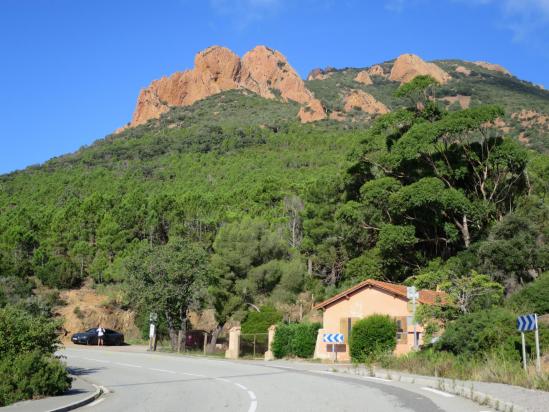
[1,74,549,392]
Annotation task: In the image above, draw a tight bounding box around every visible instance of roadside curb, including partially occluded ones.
[46,377,104,412]
[336,367,527,412]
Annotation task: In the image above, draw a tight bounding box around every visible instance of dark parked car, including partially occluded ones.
[71,328,124,345]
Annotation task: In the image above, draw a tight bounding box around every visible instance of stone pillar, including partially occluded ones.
[313,328,330,360]
[264,325,277,361]
[225,326,241,359]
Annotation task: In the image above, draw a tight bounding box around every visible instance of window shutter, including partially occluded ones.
[399,316,408,343]
[339,318,348,343]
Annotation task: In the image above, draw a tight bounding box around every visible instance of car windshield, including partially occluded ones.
[86,328,98,333]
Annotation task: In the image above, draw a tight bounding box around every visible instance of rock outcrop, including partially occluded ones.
[343,90,389,115]
[389,54,451,84]
[455,65,471,76]
[307,67,333,81]
[129,45,326,127]
[440,95,471,109]
[474,61,511,75]
[367,65,387,78]
[354,70,373,85]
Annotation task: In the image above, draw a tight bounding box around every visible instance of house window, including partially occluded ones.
[339,317,359,344]
[395,316,408,343]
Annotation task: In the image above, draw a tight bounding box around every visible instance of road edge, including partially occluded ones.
[46,377,104,412]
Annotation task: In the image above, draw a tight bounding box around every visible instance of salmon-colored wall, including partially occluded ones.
[314,286,425,361]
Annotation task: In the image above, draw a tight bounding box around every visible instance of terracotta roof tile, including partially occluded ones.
[313,279,446,310]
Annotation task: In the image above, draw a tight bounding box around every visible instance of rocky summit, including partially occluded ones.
[129,45,326,127]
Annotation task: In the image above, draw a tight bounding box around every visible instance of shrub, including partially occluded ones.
[0,351,71,406]
[272,323,293,358]
[507,272,549,314]
[0,306,61,357]
[272,322,321,358]
[241,306,283,334]
[435,307,519,358]
[291,323,321,358]
[349,314,397,362]
[437,307,549,359]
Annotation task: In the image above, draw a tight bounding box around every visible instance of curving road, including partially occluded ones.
[62,347,491,412]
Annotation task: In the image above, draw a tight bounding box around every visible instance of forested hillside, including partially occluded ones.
[1,53,548,359]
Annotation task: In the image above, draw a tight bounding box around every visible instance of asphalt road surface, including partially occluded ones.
[62,347,492,412]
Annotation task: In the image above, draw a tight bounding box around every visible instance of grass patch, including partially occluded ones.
[377,349,549,391]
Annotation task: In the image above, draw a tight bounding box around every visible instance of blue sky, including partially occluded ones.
[1,0,548,174]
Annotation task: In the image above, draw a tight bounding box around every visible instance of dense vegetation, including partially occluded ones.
[0,307,71,406]
[0,59,548,388]
[349,314,397,362]
[271,322,321,358]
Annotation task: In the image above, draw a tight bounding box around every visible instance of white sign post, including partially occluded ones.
[517,313,541,373]
[407,286,420,350]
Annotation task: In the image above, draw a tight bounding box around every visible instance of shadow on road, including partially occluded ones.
[68,366,105,376]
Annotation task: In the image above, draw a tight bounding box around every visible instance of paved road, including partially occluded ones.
[62,347,491,412]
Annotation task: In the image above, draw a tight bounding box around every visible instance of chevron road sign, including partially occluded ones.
[517,313,541,373]
[517,314,537,332]
[322,333,344,343]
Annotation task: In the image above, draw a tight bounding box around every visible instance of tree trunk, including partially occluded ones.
[165,311,177,351]
[307,258,313,276]
[461,214,470,248]
[207,324,223,354]
[179,307,187,353]
[454,214,471,248]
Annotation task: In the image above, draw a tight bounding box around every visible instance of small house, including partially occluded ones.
[313,279,446,361]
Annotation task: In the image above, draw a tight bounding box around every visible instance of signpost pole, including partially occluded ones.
[521,331,527,371]
[412,292,417,350]
[407,286,419,350]
[535,314,541,374]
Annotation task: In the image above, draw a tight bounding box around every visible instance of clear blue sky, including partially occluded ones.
[1,0,548,174]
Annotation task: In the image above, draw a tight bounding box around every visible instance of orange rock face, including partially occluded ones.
[307,68,332,81]
[354,70,373,85]
[343,90,389,115]
[367,65,386,77]
[474,61,510,75]
[129,45,325,127]
[389,54,451,84]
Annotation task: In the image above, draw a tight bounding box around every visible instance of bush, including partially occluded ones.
[507,272,549,314]
[349,314,397,362]
[437,307,549,359]
[0,351,71,406]
[0,306,61,357]
[241,306,283,334]
[272,322,321,358]
[436,307,519,357]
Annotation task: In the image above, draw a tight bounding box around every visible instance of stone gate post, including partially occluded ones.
[264,324,277,361]
[225,326,241,359]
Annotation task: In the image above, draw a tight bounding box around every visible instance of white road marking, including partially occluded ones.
[234,383,248,390]
[215,377,231,383]
[149,368,176,374]
[84,397,105,408]
[248,400,257,412]
[247,390,256,400]
[180,372,206,377]
[114,362,142,368]
[421,387,455,398]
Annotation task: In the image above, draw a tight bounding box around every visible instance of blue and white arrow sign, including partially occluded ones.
[517,314,537,332]
[322,333,344,343]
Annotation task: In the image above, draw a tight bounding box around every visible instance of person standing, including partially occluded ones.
[97,325,105,346]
